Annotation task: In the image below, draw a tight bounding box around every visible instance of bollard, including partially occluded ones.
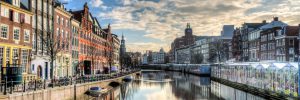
[34,80,37,91]
[70,78,72,85]
[23,80,26,92]
[44,79,46,89]
[10,79,13,94]
[4,76,7,95]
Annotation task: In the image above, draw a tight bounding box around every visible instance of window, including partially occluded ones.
[6,47,10,63]
[43,18,47,31]
[43,2,47,12]
[13,28,20,40]
[33,31,36,50]
[37,0,42,11]
[25,14,30,24]
[0,47,3,68]
[21,49,28,72]
[56,28,60,37]
[289,39,294,46]
[57,16,60,24]
[38,15,42,29]
[1,7,9,17]
[61,30,64,38]
[38,37,42,50]
[1,25,8,39]
[32,15,36,28]
[13,0,20,7]
[24,30,30,42]
[49,5,52,15]
[14,12,19,22]
[66,20,68,27]
[32,0,35,8]
[61,18,64,26]
[13,48,19,64]
[289,48,294,54]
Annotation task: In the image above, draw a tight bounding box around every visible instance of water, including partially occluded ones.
[97,70,266,100]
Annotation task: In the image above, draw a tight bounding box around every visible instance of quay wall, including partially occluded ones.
[0,72,140,100]
[140,64,211,76]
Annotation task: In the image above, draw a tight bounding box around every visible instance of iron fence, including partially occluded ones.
[0,69,140,95]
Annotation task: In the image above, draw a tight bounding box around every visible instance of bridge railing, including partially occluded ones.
[0,69,140,95]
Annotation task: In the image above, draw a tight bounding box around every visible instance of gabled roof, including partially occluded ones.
[70,10,84,22]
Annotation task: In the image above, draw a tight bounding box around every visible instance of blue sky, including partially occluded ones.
[61,0,300,53]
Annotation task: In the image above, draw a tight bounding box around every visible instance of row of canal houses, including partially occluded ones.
[0,0,120,81]
[214,17,300,98]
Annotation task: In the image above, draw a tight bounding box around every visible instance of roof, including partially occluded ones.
[284,26,299,36]
[260,20,288,30]
[70,10,84,22]
[243,23,268,29]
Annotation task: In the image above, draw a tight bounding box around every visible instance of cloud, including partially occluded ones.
[95,0,300,52]
[89,0,103,7]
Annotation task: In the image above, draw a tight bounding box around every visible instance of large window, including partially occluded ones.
[6,48,10,64]
[25,14,30,24]
[1,7,9,17]
[1,24,8,39]
[24,29,30,42]
[14,12,19,23]
[21,49,28,72]
[13,48,19,64]
[13,27,20,40]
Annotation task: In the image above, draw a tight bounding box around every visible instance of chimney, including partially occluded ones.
[273,17,279,21]
[262,20,267,23]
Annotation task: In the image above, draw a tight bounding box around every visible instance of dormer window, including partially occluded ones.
[13,0,20,7]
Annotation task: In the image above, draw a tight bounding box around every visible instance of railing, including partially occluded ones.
[0,69,140,95]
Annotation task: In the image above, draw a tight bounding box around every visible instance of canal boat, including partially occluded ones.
[123,76,133,82]
[87,87,108,97]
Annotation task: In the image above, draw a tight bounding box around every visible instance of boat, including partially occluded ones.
[123,76,133,82]
[87,87,108,97]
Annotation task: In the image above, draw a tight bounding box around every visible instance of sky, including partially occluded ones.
[61,0,300,53]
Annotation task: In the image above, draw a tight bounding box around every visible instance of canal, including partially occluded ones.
[88,70,266,100]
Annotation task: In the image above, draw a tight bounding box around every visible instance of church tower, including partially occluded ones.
[120,34,126,58]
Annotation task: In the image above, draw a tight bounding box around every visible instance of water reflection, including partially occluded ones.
[96,70,266,100]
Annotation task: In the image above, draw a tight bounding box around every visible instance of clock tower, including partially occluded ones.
[185,23,193,37]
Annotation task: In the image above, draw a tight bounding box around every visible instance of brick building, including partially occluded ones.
[53,3,72,78]
[169,23,196,63]
[71,17,80,76]
[70,3,112,75]
[0,0,33,79]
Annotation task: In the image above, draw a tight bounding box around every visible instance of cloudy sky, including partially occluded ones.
[61,0,300,53]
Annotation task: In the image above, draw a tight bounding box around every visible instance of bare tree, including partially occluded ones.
[41,31,69,79]
[87,45,98,74]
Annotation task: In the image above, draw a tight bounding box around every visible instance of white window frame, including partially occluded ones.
[24,29,30,42]
[1,7,9,18]
[13,27,20,40]
[0,24,9,39]
[14,12,19,23]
